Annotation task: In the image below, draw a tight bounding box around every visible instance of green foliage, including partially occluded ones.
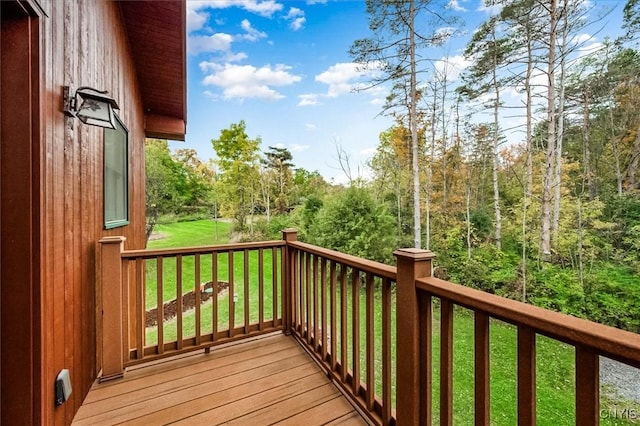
[529,267,585,315]
[602,195,640,268]
[255,212,304,241]
[308,187,397,263]
[469,209,492,241]
[212,121,261,231]
[301,195,323,232]
[145,139,214,240]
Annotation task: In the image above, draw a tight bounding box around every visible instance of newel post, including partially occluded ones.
[99,236,126,382]
[282,229,298,335]
[394,248,435,425]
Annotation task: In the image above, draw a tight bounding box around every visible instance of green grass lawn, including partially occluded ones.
[142,219,637,425]
[148,219,232,248]
[143,219,281,345]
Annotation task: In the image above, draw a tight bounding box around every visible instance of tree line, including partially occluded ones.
[145,0,640,332]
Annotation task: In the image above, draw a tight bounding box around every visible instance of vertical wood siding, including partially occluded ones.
[37,1,146,423]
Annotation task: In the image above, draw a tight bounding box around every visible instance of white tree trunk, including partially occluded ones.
[491,31,502,250]
[552,0,568,245]
[540,0,557,257]
[409,0,421,248]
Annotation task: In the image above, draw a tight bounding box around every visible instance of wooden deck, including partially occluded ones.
[72,333,368,425]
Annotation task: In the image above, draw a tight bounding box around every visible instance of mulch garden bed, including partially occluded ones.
[145,280,229,327]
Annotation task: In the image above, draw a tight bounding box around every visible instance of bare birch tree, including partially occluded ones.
[350,0,457,248]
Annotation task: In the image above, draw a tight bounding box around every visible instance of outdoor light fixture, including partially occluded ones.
[63,86,119,129]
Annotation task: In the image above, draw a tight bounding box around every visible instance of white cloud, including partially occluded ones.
[298,94,320,106]
[290,17,307,31]
[189,33,234,55]
[434,27,456,44]
[305,124,317,131]
[273,143,286,149]
[315,62,381,97]
[573,33,594,45]
[286,7,304,18]
[447,0,467,12]
[187,1,283,19]
[187,8,208,32]
[290,144,310,152]
[434,55,471,82]
[225,52,249,62]
[285,7,306,31]
[477,0,502,15]
[577,41,603,57]
[202,63,302,101]
[188,19,266,57]
[238,19,267,41]
[360,147,376,155]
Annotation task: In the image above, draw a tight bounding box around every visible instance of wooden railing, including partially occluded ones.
[99,236,285,374]
[397,249,640,426]
[285,235,398,425]
[99,233,640,425]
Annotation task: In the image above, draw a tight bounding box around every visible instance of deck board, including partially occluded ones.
[73,333,368,425]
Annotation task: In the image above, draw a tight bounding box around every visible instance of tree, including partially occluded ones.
[145,139,184,241]
[460,16,513,249]
[308,187,396,263]
[211,121,261,231]
[173,148,215,212]
[350,0,456,249]
[263,146,294,214]
[369,126,413,242]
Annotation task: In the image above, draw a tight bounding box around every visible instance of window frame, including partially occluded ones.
[103,113,129,229]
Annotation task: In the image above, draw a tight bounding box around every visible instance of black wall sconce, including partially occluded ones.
[63,86,119,129]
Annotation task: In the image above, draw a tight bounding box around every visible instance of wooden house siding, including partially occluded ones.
[1,1,185,424]
[42,1,146,424]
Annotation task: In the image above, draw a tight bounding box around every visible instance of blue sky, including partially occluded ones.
[175,0,627,183]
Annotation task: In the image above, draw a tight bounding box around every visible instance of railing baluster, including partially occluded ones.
[243,249,249,335]
[382,277,392,425]
[352,268,360,396]
[212,251,218,340]
[259,248,264,330]
[156,256,164,354]
[365,272,375,411]
[321,258,328,362]
[306,252,312,343]
[575,346,599,426]
[517,325,536,426]
[195,254,201,345]
[135,258,144,359]
[293,249,299,331]
[420,292,433,425]
[176,255,183,349]
[228,250,234,336]
[272,247,278,324]
[340,264,348,382]
[330,261,337,371]
[440,298,453,426]
[313,254,319,352]
[475,311,490,426]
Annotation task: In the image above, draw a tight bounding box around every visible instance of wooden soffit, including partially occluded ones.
[119,0,187,141]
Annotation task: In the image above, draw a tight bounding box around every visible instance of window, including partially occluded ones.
[104,114,129,229]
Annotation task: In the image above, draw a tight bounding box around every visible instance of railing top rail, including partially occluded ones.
[121,240,285,259]
[417,276,640,368]
[287,240,397,280]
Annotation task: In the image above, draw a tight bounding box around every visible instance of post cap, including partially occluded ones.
[393,248,436,260]
[99,236,126,244]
